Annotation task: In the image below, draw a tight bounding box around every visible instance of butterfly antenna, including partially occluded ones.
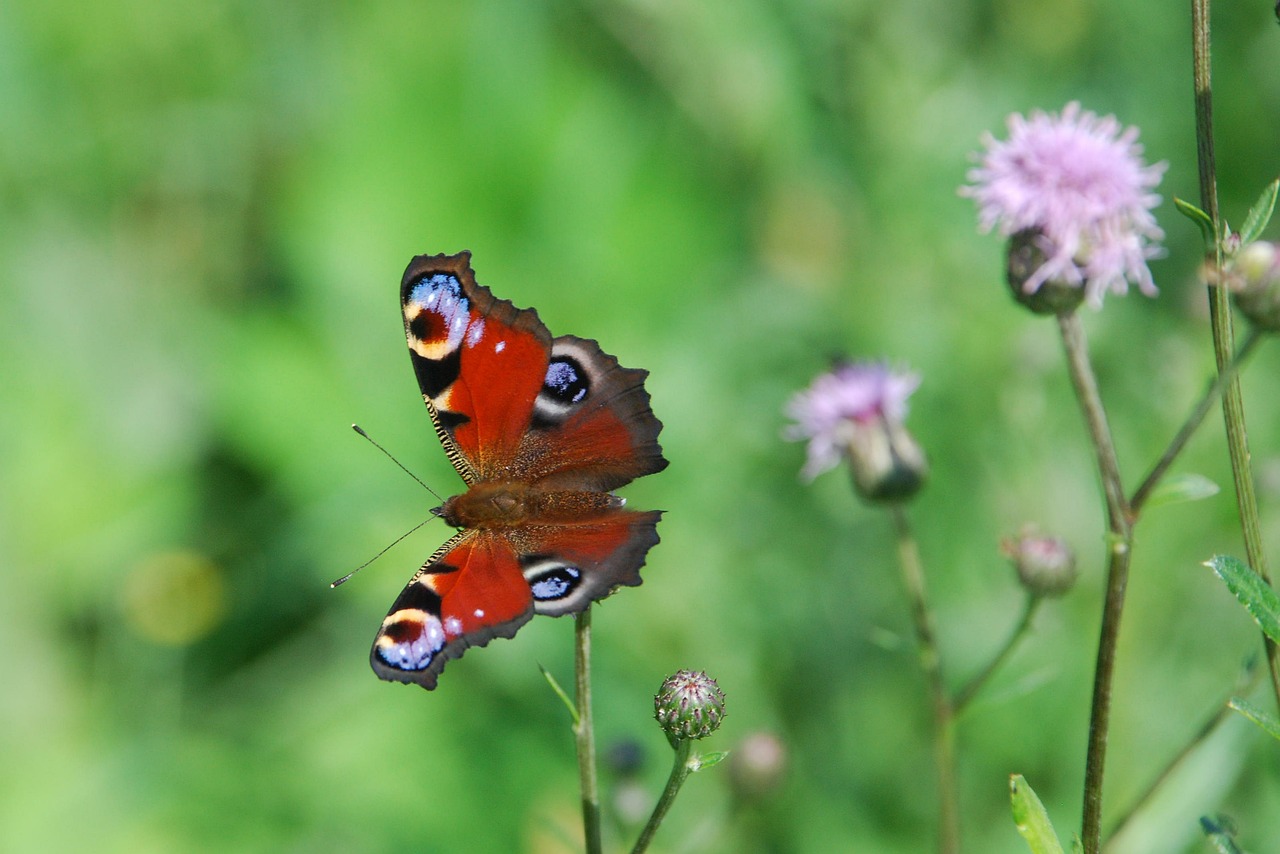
[330,517,434,588]
[351,423,446,504]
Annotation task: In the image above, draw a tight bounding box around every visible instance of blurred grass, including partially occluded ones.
[3,0,1280,852]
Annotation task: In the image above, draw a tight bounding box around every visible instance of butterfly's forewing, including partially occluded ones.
[401,252,551,481]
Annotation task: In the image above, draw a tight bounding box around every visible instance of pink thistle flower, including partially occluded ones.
[785,361,922,486]
[962,102,1167,307]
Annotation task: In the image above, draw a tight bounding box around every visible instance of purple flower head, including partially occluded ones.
[785,361,920,481]
[962,102,1167,307]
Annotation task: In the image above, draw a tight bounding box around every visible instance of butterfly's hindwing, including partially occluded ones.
[371,533,535,689]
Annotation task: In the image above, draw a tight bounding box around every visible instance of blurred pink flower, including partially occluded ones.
[784,361,920,481]
[962,102,1167,307]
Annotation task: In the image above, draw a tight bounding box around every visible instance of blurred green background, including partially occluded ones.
[4,1,1280,851]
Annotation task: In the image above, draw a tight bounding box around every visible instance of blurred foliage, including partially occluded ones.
[4,0,1280,852]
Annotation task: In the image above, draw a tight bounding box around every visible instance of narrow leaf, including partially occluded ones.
[1200,814,1245,854]
[1229,697,1280,742]
[1175,197,1217,245]
[1206,555,1280,644]
[691,751,729,771]
[1238,179,1280,246]
[538,663,579,726]
[1143,473,1219,509]
[1010,774,1065,854]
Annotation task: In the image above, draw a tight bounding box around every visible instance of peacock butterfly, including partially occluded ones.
[370,251,668,689]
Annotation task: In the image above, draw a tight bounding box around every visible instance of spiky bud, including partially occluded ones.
[654,670,726,743]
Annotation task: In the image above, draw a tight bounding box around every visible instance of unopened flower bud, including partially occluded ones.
[1002,529,1077,597]
[1006,229,1087,315]
[654,670,726,743]
[1231,241,1280,331]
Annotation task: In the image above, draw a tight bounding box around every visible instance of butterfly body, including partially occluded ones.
[370,252,667,689]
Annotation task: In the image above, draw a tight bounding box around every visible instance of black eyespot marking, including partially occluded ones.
[532,356,592,429]
[524,560,582,602]
[544,357,589,405]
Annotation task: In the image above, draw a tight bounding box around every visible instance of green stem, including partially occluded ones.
[1189,0,1280,713]
[1129,329,1263,515]
[1057,313,1130,533]
[1056,312,1133,854]
[954,593,1041,716]
[575,608,603,854]
[630,739,693,854]
[889,503,960,854]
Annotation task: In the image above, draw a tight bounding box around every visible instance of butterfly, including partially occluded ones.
[370,251,668,689]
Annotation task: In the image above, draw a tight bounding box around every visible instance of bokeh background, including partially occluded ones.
[4,1,1280,851]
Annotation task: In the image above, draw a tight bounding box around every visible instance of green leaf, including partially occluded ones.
[1200,814,1245,854]
[1229,697,1280,742]
[1206,555,1280,644]
[691,751,729,771]
[1238,179,1280,246]
[1010,774,1065,854]
[1175,196,1217,246]
[538,663,579,726]
[1143,473,1220,509]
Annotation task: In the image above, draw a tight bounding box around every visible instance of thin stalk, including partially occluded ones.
[954,594,1041,716]
[1057,314,1130,533]
[1129,328,1263,514]
[1189,0,1280,712]
[575,608,603,854]
[889,503,960,854]
[1057,312,1133,854]
[630,739,693,854]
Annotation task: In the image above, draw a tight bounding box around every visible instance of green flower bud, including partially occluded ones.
[1230,241,1280,331]
[654,670,726,743]
[843,415,929,503]
[1002,529,1078,598]
[1006,229,1087,315]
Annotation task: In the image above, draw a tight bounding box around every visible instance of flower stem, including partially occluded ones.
[1129,329,1263,515]
[1189,0,1280,713]
[1056,312,1133,854]
[954,593,1041,716]
[888,503,960,854]
[574,608,603,854]
[630,739,693,854]
[1057,313,1131,533]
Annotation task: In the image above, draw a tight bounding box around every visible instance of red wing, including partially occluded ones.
[369,509,662,689]
[519,508,663,617]
[402,254,667,489]
[370,532,534,690]
[401,252,552,482]
[514,335,668,492]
